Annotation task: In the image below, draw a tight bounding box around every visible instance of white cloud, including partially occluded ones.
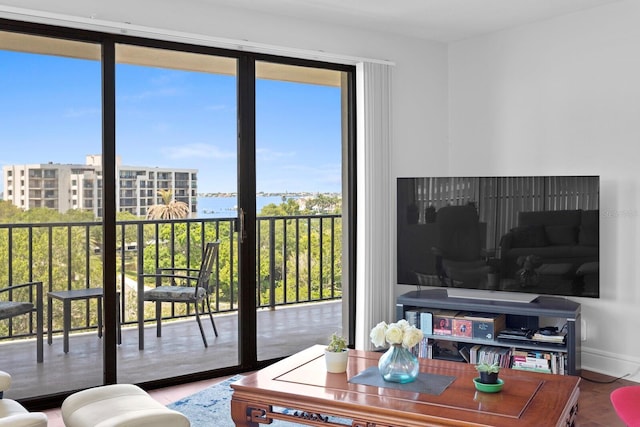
[256,147,296,162]
[161,143,235,160]
[150,75,174,86]
[119,87,182,102]
[258,162,342,192]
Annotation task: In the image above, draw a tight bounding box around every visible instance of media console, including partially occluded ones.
[396,289,581,376]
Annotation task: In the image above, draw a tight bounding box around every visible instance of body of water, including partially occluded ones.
[196,196,291,218]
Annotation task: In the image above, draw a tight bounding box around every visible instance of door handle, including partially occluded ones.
[239,207,247,243]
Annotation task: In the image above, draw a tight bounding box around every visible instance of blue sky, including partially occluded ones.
[0,50,342,194]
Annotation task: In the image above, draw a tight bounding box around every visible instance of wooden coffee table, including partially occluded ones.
[231,345,580,427]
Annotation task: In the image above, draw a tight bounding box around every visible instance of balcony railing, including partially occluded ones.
[0,214,342,341]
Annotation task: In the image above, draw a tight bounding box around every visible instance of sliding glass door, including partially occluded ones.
[115,43,240,383]
[254,61,347,362]
[0,30,104,398]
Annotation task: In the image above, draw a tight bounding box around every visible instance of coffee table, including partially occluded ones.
[231,345,580,427]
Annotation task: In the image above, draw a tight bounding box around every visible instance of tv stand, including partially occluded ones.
[396,289,581,375]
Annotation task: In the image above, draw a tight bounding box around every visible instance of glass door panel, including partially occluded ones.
[0,31,103,398]
[115,44,239,382]
[254,61,345,362]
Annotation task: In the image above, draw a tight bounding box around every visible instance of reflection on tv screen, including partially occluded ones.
[397,176,599,298]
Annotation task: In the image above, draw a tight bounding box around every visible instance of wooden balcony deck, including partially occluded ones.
[1,300,342,400]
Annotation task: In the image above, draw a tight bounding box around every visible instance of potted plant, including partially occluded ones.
[475,362,500,384]
[325,333,348,373]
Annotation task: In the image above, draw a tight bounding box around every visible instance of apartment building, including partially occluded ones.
[2,155,197,218]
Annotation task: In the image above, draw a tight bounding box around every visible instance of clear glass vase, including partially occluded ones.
[378,344,419,383]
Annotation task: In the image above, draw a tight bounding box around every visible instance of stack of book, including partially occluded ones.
[531,330,567,344]
[469,345,512,368]
[511,349,566,374]
[404,308,435,335]
[414,337,433,359]
[511,350,552,373]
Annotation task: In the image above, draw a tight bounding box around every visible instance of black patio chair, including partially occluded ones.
[0,281,43,363]
[140,242,220,347]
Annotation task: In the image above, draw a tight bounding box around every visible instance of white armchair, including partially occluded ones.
[0,371,47,427]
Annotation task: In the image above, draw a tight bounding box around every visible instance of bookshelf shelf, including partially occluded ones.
[422,334,568,353]
[396,289,581,376]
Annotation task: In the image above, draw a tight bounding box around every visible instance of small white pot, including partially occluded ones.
[325,349,349,373]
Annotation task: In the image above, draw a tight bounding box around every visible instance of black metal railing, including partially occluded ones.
[0,214,342,341]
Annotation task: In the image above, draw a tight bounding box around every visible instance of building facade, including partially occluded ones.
[2,155,197,218]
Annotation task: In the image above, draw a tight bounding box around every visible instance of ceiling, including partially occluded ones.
[202,0,621,42]
[0,0,623,42]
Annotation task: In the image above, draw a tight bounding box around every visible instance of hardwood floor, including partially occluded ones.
[576,370,634,427]
[41,369,635,426]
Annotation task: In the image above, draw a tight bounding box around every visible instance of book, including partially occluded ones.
[512,364,552,374]
[511,349,555,371]
[472,345,511,367]
[419,311,433,335]
[512,358,550,369]
[452,316,473,338]
[404,310,419,327]
[532,331,566,343]
[469,344,483,364]
[458,346,471,363]
[432,310,458,336]
[461,312,506,340]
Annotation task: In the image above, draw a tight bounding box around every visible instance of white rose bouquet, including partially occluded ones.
[370,319,424,349]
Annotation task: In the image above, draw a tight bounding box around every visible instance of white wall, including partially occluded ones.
[449,0,640,381]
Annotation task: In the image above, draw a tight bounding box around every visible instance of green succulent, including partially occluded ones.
[475,362,500,374]
[326,332,348,352]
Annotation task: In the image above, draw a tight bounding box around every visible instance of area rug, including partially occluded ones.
[167,375,242,427]
[168,375,352,427]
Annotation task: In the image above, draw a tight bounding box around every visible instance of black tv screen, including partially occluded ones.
[397,176,599,299]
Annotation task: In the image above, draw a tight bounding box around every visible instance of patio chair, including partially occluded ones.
[0,281,43,363]
[141,242,220,347]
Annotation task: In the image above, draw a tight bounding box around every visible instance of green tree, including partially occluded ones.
[255,195,342,306]
[0,207,103,336]
[302,194,341,214]
[1,194,341,338]
[146,189,190,220]
[0,200,23,222]
[260,199,302,217]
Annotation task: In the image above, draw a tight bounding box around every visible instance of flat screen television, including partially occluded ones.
[397,176,599,300]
